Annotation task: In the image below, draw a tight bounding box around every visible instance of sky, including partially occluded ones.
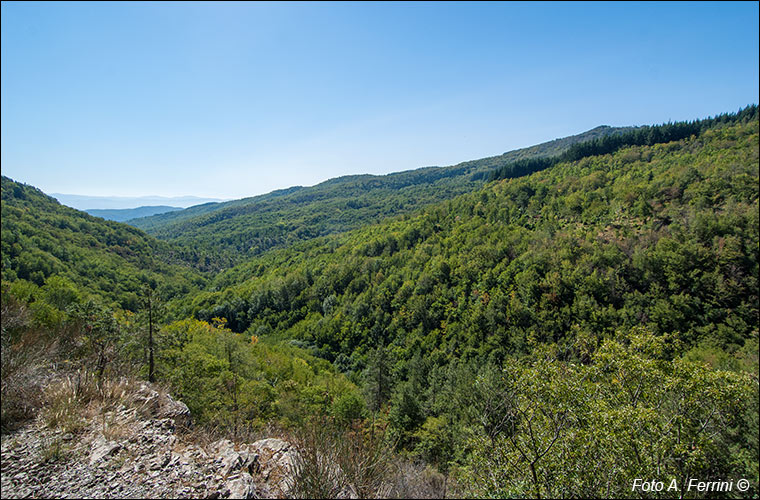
[1,1,758,200]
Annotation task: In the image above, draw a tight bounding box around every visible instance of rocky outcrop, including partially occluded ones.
[207,437,301,498]
[0,383,299,499]
[133,383,192,427]
[246,438,300,498]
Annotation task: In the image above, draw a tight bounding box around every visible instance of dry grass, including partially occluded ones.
[387,461,452,499]
[285,417,457,499]
[174,417,280,453]
[1,327,51,433]
[174,423,224,451]
[288,420,351,499]
[99,409,133,442]
[42,372,96,433]
[285,417,455,499]
[39,435,69,463]
[42,370,140,434]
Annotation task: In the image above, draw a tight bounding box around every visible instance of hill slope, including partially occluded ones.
[185,118,759,359]
[1,177,204,311]
[130,126,632,270]
[158,116,758,493]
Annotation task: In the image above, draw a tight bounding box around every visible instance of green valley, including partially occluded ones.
[2,108,758,498]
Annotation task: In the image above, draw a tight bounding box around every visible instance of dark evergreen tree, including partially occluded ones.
[364,345,392,413]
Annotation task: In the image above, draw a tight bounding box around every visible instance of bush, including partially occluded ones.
[289,417,396,499]
[1,293,48,432]
[332,391,366,425]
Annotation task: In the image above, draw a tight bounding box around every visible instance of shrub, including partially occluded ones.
[1,293,48,432]
[289,417,396,499]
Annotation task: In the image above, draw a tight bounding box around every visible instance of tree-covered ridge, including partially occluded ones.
[487,104,758,182]
[185,118,758,364]
[1,177,205,311]
[128,125,632,271]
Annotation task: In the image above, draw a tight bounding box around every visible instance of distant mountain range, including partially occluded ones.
[85,205,184,222]
[49,193,226,211]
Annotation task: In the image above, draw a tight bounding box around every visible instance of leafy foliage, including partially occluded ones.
[155,318,360,433]
[461,330,757,498]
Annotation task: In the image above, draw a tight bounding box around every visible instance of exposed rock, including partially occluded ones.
[89,436,122,465]
[226,472,259,499]
[247,438,300,498]
[0,382,312,499]
[134,383,162,414]
[219,446,259,478]
[160,392,192,427]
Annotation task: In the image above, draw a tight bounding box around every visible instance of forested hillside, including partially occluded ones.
[2,110,758,498]
[1,180,362,446]
[172,116,759,494]
[129,125,632,271]
[187,118,759,360]
[1,177,205,312]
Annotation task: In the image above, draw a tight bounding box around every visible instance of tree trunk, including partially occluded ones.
[148,293,154,383]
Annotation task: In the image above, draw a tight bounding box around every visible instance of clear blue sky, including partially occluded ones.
[2,1,758,199]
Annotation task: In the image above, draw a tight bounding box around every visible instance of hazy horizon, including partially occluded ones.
[10,108,756,209]
[47,192,229,211]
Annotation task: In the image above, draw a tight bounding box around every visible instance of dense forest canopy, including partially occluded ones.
[2,107,758,497]
[486,104,759,182]
[187,113,759,360]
